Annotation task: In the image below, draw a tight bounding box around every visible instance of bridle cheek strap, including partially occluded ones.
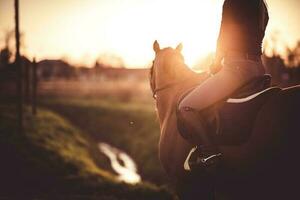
[152,78,190,99]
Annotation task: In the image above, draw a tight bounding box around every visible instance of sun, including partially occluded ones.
[11,0,224,68]
[104,0,223,68]
[4,0,298,68]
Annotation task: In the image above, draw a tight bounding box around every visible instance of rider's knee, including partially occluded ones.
[176,107,189,140]
[176,106,196,140]
[177,105,209,145]
[178,99,191,112]
[178,106,193,117]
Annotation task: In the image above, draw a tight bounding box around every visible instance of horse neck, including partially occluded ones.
[155,67,207,125]
[154,67,209,177]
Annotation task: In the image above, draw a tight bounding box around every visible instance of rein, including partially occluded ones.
[152,79,189,99]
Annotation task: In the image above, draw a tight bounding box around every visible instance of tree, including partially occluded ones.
[0,48,11,67]
[0,30,14,66]
[287,41,300,67]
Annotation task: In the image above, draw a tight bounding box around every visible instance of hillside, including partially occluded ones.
[39,96,168,185]
[0,103,174,199]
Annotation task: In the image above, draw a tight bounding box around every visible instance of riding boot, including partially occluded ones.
[176,106,212,146]
[177,106,222,173]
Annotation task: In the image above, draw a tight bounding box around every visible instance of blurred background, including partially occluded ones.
[0,0,300,199]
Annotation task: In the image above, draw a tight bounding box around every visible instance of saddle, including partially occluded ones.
[181,74,282,171]
[209,74,281,145]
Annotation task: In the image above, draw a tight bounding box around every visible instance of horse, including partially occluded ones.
[150,40,300,200]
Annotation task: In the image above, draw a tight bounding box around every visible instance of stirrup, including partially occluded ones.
[184,146,222,171]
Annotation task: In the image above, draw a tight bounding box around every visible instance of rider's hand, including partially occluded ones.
[210,50,224,75]
[209,61,222,75]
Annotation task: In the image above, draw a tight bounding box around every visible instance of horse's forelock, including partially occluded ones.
[150,47,187,95]
[155,48,182,71]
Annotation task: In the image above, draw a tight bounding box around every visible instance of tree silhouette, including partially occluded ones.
[287,41,300,67]
[0,30,14,66]
[0,48,11,66]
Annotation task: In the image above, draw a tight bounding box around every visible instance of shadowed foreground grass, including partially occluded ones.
[0,103,174,199]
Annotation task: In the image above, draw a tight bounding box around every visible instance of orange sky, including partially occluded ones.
[0,0,300,68]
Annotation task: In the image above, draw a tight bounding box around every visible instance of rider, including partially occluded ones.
[177,0,269,146]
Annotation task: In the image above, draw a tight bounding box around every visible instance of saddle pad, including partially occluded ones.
[213,87,281,145]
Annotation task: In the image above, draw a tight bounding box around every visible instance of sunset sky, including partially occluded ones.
[1,0,300,68]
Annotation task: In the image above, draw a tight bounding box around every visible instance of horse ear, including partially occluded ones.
[153,40,160,53]
[176,43,183,52]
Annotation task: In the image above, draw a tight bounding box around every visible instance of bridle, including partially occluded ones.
[152,79,187,99]
[150,60,189,99]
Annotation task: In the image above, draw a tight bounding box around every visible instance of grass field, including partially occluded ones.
[40,96,168,184]
[0,79,175,199]
[0,103,174,199]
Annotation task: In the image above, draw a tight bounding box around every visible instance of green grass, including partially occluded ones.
[0,102,174,199]
[40,96,168,185]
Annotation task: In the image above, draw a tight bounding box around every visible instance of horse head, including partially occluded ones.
[150,40,196,99]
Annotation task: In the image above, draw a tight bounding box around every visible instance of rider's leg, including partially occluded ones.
[179,58,265,111]
[177,106,210,145]
[177,58,265,145]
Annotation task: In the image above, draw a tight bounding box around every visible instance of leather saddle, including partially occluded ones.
[207,74,281,145]
[182,74,281,171]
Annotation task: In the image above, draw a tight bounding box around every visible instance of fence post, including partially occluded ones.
[24,61,30,103]
[15,0,22,133]
[32,58,37,115]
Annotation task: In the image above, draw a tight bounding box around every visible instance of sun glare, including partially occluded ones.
[103,0,222,68]
[16,0,223,68]
[1,0,300,68]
